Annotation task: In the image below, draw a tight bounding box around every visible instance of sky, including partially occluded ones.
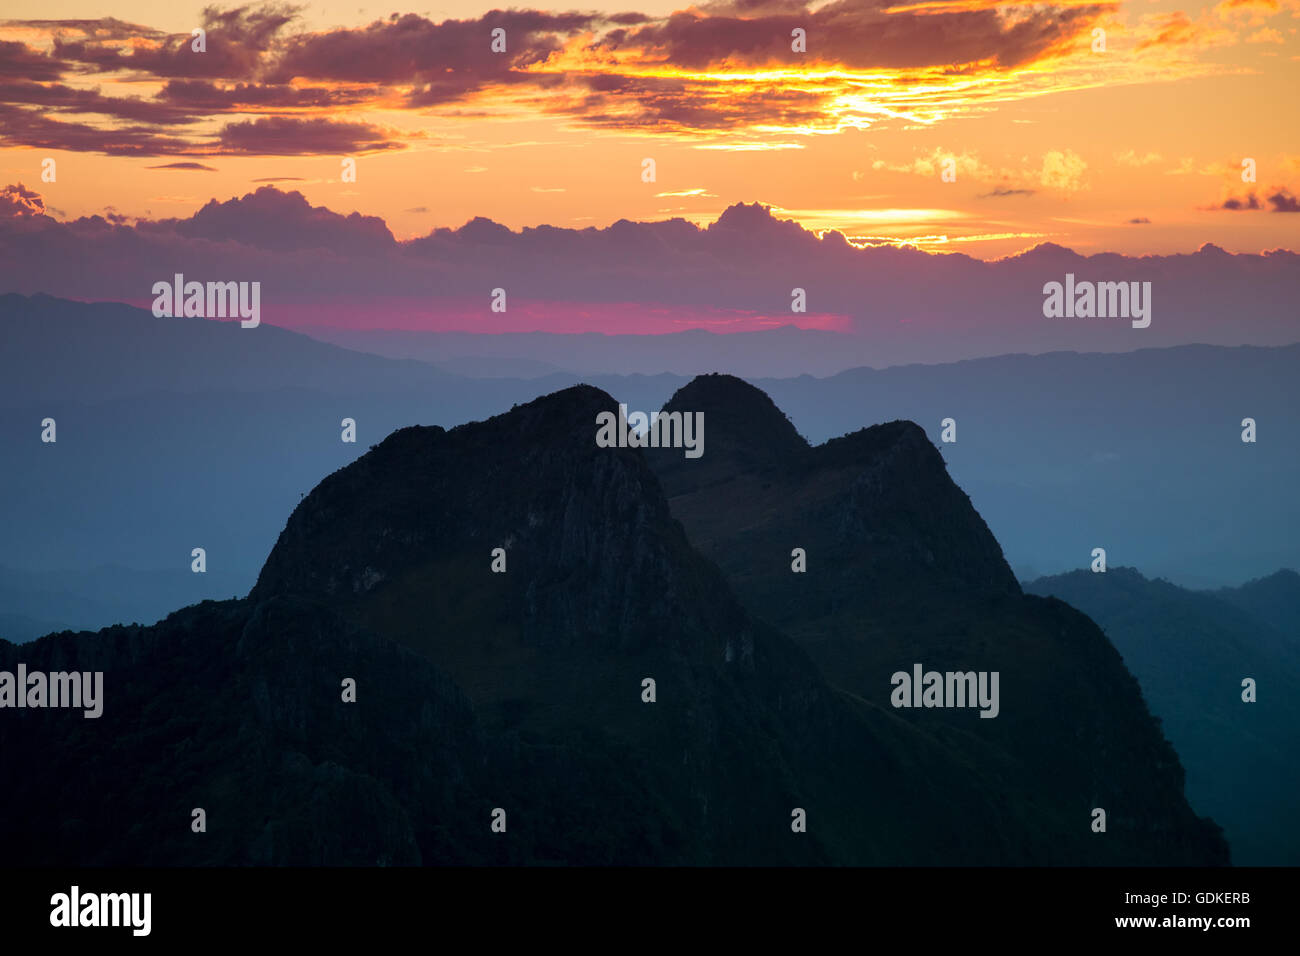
[0,0,1297,261]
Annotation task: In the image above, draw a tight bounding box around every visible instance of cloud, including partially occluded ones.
[46,5,294,80]
[0,39,70,81]
[602,1,1104,71]
[1219,192,1262,210]
[148,186,396,254]
[147,162,217,171]
[1136,10,1235,51]
[979,187,1036,198]
[216,116,404,155]
[565,72,829,132]
[1114,150,1163,167]
[1246,26,1285,42]
[1267,189,1300,212]
[873,147,991,180]
[693,142,804,151]
[2,16,159,40]
[1,183,1297,358]
[157,79,378,111]
[1213,0,1300,23]
[0,80,197,124]
[0,2,1143,149]
[1040,149,1088,192]
[878,148,1084,195]
[0,102,196,155]
[271,10,599,82]
[1127,217,1151,224]
[0,182,47,218]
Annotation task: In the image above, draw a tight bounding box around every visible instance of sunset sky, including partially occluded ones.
[1,0,1297,259]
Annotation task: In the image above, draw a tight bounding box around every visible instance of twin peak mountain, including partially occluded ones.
[1,374,1226,866]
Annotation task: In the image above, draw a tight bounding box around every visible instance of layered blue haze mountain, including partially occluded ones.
[1025,568,1300,865]
[1,294,1295,641]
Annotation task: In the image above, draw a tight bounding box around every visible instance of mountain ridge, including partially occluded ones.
[0,381,1229,865]
[647,375,1223,864]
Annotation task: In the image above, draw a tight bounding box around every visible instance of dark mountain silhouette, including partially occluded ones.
[647,373,1026,624]
[647,374,1225,863]
[0,384,1225,864]
[1025,567,1300,865]
[0,598,490,865]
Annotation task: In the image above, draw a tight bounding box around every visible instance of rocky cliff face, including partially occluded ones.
[0,382,1228,865]
[253,386,753,661]
[0,596,487,865]
[648,374,1228,865]
[649,373,1020,605]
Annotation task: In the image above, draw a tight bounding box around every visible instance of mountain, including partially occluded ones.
[0,597,490,865]
[5,293,1295,636]
[1024,567,1300,865]
[752,345,1300,587]
[0,293,670,595]
[286,335,1300,587]
[0,292,457,407]
[0,384,1226,864]
[1212,568,1300,639]
[647,374,1226,863]
[298,325,872,379]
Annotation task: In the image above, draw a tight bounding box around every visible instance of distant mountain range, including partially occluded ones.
[301,325,896,379]
[0,564,247,642]
[1025,567,1300,865]
[1,293,1294,641]
[0,383,1226,865]
[754,345,1300,587]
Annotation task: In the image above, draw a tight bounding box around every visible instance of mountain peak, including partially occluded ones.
[651,374,809,489]
[665,374,803,436]
[649,380,1020,600]
[250,381,757,660]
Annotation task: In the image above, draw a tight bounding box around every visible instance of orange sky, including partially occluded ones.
[1,0,1297,258]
